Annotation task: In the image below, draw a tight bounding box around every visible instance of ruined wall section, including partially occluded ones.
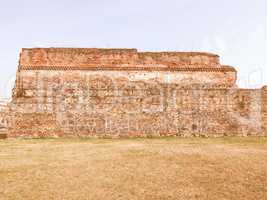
[13,69,237,99]
[19,48,221,69]
[9,48,264,138]
[9,70,262,137]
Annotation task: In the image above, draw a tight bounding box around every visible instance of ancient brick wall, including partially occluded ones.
[7,48,266,137]
[9,85,264,137]
[19,48,221,68]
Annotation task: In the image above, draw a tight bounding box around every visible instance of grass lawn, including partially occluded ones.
[0,137,266,200]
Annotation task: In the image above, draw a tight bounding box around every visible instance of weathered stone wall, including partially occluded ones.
[7,48,266,137]
[14,70,237,94]
[9,71,263,137]
[19,48,221,68]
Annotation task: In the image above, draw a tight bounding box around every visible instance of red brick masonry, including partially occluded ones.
[6,48,267,137]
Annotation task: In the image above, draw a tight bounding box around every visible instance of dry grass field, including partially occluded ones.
[0,137,266,200]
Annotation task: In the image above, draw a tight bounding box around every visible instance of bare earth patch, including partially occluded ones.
[0,137,266,200]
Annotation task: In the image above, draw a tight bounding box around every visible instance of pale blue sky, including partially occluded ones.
[0,0,267,97]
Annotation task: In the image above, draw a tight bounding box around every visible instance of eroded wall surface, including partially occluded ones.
[9,71,265,137]
[7,48,267,137]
